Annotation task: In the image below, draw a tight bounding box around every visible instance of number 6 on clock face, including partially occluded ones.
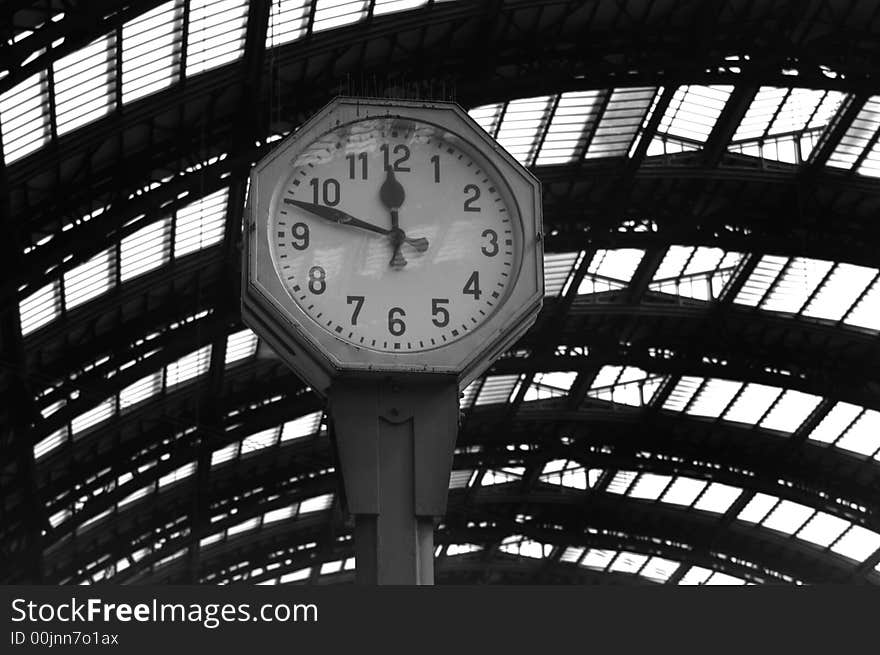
[267,116,523,353]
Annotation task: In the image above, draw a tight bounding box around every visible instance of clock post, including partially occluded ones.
[242,97,544,585]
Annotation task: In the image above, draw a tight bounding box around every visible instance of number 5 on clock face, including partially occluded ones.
[268,117,523,353]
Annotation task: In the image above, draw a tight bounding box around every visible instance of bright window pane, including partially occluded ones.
[120,218,171,282]
[122,1,183,104]
[174,188,227,257]
[0,72,49,163]
[53,35,115,135]
[63,249,114,310]
[186,0,249,76]
[20,281,61,336]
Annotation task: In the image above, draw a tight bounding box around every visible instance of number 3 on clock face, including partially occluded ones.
[267,116,523,354]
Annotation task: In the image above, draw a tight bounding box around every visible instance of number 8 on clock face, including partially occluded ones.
[267,116,523,353]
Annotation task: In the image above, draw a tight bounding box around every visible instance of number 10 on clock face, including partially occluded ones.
[268,117,523,354]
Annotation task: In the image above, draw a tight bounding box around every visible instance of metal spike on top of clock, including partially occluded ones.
[380,168,408,269]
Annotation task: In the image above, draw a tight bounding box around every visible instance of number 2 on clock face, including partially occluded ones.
[269,117,520,353]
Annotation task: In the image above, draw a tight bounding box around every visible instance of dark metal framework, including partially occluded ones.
[2,0,880,585]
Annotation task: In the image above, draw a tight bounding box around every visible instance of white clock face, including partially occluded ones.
[267,116,522,353]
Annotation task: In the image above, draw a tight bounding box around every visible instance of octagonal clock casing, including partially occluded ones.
[242,97,544,394]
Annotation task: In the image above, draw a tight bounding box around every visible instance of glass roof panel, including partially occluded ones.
[678,566,713,585]
[737,492,779,524]
[280,410,322,441]
[53,34,115,135]
[686,378,742,418]
[827,96,880,171]
[586,248,645,281]
[499,536,552,559]
[587,366,663,407]
[581,548,616,571]
[807,402,861,444]
[120,218,171,282]
[267,0,311,47]
[185,0,249,76]
[693,482,741,513]
[468,103,504,138]
[759,390,822,433]
[225,328,259,365]
[650,246,742,301]
[448,469,474,489]
[535,90,604,165]
[829,526,880,562]
[760,257,833,314]
[732,87,788,141]
[524,371,577,401]
[835,409,880,456]
[657,85,733,143]
[19,281,61,336]
[122,1,183,104]
[627,473,672,500]
[560,546,585,563]
[158,462,195,488]
[761,500,814,535]
[174,188,228,257]
[856,133,880,177]
[662,376,704,412]
[119,371,162,410]
[661,477,707,506]
[227,516,259,537]
[796,512,850,548]
[704,571,746,586]
[0,71,49,164]
[733,255,787,306]
[241,427,280,454]
[313,0,369,32]
[609,551,647,573]
[63,249,114,310]
[585,87,655,159]
[802,263,877,321]
[723,383,782,425]
[211,443,239,466]
[34,428,67,460]
[165,344,212,387]
[641,556,679,583]
[495,96,553,166]
[374,0,428,16]
[606,470,637,495]
[844,277,880,330]
[264,504,297,524]
[543,251,581,296]
[475,374,520,406]
[71,397,116,437]
[300,493,334,513]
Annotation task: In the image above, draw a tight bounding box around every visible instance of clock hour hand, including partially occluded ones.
[380,169,407,268]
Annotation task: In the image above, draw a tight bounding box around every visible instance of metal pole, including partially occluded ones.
[329,376,459,585]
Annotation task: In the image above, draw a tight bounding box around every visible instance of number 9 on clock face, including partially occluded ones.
[267,116,523,353]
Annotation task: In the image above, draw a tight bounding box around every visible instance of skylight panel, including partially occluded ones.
[760,257,833,314]
[802,263,877,321]
[225,328,259,365]
[185,0,249,76]
[0,71,49,164]
[481,468,523,486]
[468,103,503,138]
[759,390,822,433]
[34,428,67,460]
[641,556,679,583]
[586,248,645,282]
[844,277,880,330]
[581,549,616,571]
[560,547,585,563]
[657,85,733,143]
[499,536,552,559]
[119,484,152,508]
[829,526,880,561]
[281,410,322,441]
[71,397,116,437]
[693,482,741,513]
[264,504,297,524]
[211,443,239,467]
[374,0,428,16]
[122,1,183,104]
[300,493,333,513]
[525,371,578,401]
[119,371,162,410]
[174,188,227,257]
[686,379,741,418]
[53,34,115,135]
[120,218,171,282]
[228,517,260,537]
[63,249,114,310]
[474,375,520,406]
[662,376,704,412]
[535,91,603,165]
[158,462,195,488]
[165,344,212,387]
[732,87,788,141]
[627,473,672,501]
[678,566,713,585]
[495,96,553,166]
[266,0,311,47]
[653,246,694,280]
[280,568,311,583]
[723,383,782,425]
[609,551,647,574]
[241,427,279,454]
[761,500,813,535]
[312,0,369,33]
[827,96,880,171]
[539,460,591,490]
[586,87,655,159]
[704,571,746,585]
[661,477,707,506]
[19,281,61,336]
[733,255,787,306]
[807,402,861,444]
[797,512,850,548]
[835,410,880,456]
[606,470,637,495]
[449,469,474,489]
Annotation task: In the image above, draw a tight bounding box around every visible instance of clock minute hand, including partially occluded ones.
[283,199,389,237]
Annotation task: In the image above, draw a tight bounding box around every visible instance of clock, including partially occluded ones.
[243,98,543,393]
[266,116,520,353]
